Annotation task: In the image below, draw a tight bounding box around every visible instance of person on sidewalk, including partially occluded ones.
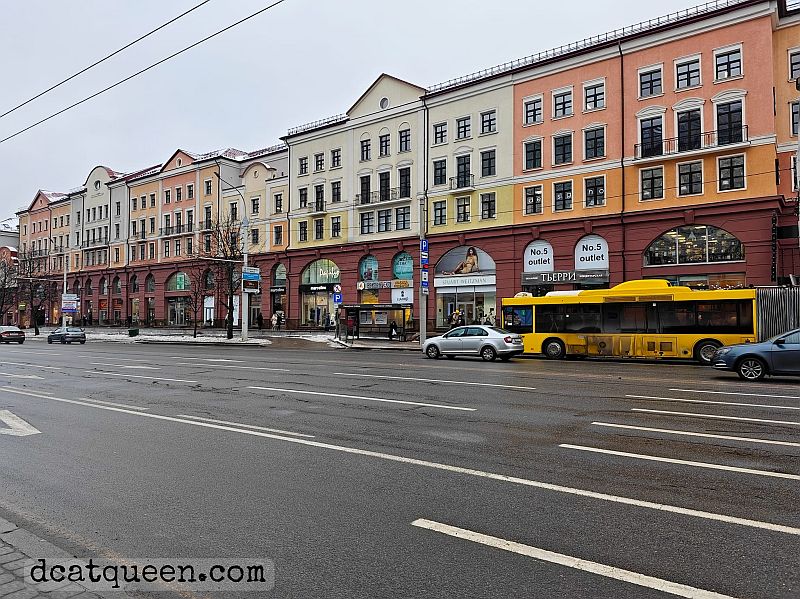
[389,320,398,341]
[257,312,264,331]
[271,313,278,330]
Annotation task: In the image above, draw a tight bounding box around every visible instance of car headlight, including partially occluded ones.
[715,347,732,356]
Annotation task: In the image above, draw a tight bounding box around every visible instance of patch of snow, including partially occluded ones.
[86,332,271,345]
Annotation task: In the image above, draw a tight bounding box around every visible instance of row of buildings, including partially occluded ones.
[4,0,800,331]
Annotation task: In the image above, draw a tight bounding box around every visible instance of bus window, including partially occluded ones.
[564,305,601,333]
[502,306,533,334]
[535,305,564,333]
[605,303,657,333]
[659,301,696,334]
[696,301,750,333]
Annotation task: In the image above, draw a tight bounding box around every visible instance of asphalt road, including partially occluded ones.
[0,338,798,598]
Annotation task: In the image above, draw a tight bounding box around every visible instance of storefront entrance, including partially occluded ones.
[435,246,497,328]
[168,298,188,326]
[299,259,340,329]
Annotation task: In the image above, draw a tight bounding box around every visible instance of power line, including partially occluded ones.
[0,0,215,121]
[0,0,288,145]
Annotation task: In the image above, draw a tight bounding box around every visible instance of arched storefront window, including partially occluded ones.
[273,264,287,285]
[270,264,286,316]
[358,255,380,303]
[85,278,93,295]
[112,276,121,295]
[166,272,190,291]
[145,274,156,292]
[300,259,340,327]
[204,270,215,290]
[130,275,139,293]
[644,225,744,266]
[434,246,497,328]
[72,280,81,295]
[359,255,379,282]
[392,252,413,280]
[99,277,108,295]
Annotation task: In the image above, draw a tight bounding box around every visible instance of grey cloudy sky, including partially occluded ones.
[0,0,702,217]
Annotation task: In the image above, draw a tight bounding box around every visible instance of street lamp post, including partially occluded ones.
[61,249,68,329]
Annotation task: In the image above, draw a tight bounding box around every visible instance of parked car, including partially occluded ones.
[422,325,524,361]
[712,328,800,381]
[0,326,25,344]
[47,327,87,345]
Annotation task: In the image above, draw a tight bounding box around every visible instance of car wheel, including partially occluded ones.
[47,338,52,344]
[18,340,23,344]
[543,338,566,360]
[694,340,722,365]
[480,346,497,362]
[80,340,86,344]
[60,337,67,344]
[426,345,441,359]
[737,357,767,381]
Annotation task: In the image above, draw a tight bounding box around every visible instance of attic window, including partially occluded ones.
[94,181,100,190]
[380,97,389,109]
[176,158,182,167]
[253,170,258,178]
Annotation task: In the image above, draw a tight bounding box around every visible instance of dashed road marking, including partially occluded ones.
[83,371,197,383]
[626,394,800,411]
[670,388,800,400]
[592,422,800,448]
[332,372,537,391]
[89,362,161,370]
[631,408,800,427]
[176,414,314,437]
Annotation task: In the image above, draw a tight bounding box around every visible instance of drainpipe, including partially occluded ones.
[618,41,627,283]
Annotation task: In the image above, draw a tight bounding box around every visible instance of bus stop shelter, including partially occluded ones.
[338,303,411,341]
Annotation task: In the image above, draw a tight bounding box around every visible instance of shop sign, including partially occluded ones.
[393,252,413,280]
[308,285,329,292]
[392,279,412,289]
[434,275,496,288]
[524,240,554,273]
[357,279,414,290]
[359,255,379,282]
[575,235,609,271]
[391,287,414,304]
[521,270,609,285]
[270,286,286,294]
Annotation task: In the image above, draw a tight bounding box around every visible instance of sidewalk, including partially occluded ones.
[0,515,116,599]
[333,336,420,351]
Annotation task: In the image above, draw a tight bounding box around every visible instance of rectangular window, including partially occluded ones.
[360,212,374,234]
[314,218,324,240]
[331,148,341,168]
[433,159,447,185]
[399,167,411,198]
[793,101,799,136]
[553,90,573,118]
[251,198,260,214]
[456,197,470,223]
[379,134,390,157]
[274,225,284,245]
[164,190,170,204]
[379,172,391,202]
[331,181,341,203]
[481,149,496,177]
[554,181,573,211]
[175,239,181,256]
[204,180,212,196]
[524,186,543,215]
[791,51,800,80]
[150,193,156,207]
[187,184,194,199]
[132,198,138,211]
[132,221,138,236]
[717,100,743,145]
[676,58,701,89]
[251,228,259,244]
[433,122,447,144]
[396,206,410,230]
[140,244,146,261]
[677,109,702,151]
[150,217,155,233]
[480,193,496,219]
[584,176,605,207]
[115,202,120,216]
[299,157,308,174]
[524,140,542,170]
[641,167,664,200]
[230,202,238,221]
[584,127,605,159]
[456,155,471,187]
[164,241,170,257]
[299,188,308,208]
[640,117,663,158]
[360,139,371,161]
[114,223,120,239]
[378,209,392,232]
[524,97,542,124]
[481,110,497,134]
[314,153,324,171]
[187,237,193,255]
[678,161,703,195]
[715,48,742,80]
[456,116,471,139]
[360,175,371,203]
[176,187,182,202]
[330,217,340,238]
[719,155,745,190]
[274,193,283,212]
[639,68,662,98]
[584,82,605,110]
[202,236,209,253]
[433,200,447,226]
[399,129,411,152]
[314,184,325,210]
[553,133,572,164]
[299,221,308,241]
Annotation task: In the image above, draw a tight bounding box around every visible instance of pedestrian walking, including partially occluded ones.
[389,320,398,341]
[257,312,264,331]
[271,313,278,330]
[276,313,283,331]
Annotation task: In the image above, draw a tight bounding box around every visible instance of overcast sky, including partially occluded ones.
[0,0,703,218]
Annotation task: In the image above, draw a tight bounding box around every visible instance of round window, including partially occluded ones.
[94,180,100,190]
[379,97,389,109]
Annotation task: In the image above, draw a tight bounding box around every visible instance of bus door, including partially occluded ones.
[604,303,658,357]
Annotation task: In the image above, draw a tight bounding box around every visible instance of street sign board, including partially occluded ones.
[332,292,343,304]
[420,251,428,260]
[333,284,342,293]
[61,300,78,313]
[420,257,429,266]
[421,271,429,282]
[242,266,260,274]
[421,287,429,295]
[420,239,428,253]
[62,293,78,301]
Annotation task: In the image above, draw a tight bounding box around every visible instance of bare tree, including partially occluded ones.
[0,256,17,325]
[15,249,59,335]
[184,263,212,339]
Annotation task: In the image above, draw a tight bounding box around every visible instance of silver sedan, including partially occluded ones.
[422,325,524,361]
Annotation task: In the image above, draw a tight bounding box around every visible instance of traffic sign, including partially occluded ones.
[421,287,429,295]
[242,266,260,274]
[332,293,343,304]
[420,251,428,260]
[62,293,78,301]
[420,257,429,266]
[333,284,342,293]
[421,271,429,282]
[420,239,428,253]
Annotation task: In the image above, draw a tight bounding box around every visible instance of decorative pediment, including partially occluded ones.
[347,74,425,119]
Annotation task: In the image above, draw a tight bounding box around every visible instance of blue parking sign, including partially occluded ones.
[420,239,428,253]
[333,293,343,304]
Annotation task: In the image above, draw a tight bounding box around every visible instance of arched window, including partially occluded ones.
[359,255,379,282]
[85,278,93,295]
[99,277,108,295]
[644,225,744,266]
[166,272,190,291]
[130,275,139,293]
[203,270,215,290]
[301,259,340,285]
[145,274,156,293]
[112,276,121,295]
[392,252,413,280]
[273,263,286,285]
[72,280,81,295]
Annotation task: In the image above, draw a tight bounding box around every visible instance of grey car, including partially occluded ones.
[47,327,87,344]
[712,328,800,381]
[423,325,524,361]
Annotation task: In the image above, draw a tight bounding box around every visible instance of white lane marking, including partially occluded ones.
[0,373,44,380]
[670,388,800,400]
[0,361,63,371]
[171,356,200,360]
[176,415,314,437]
[83,371,197,384]
[205,358,245,363]
[632,408,800,427]
[626,394,800,411]
[247,385,475,412]
[332,372,537,391]
[174,363,291,372]
[592,422,800,448]
[412,519,742,599]
[2,350,61,356]
[560,444,800,481]
[4,386,52,395]
[2,386,798,537]
[89,362,161,370]
[78,398,149,411]
[0,410,41,437]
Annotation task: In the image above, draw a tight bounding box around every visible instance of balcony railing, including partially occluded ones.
[356,191,379,205]
[81,236,109,248]
[310,200,326,213]
[634,125,748,160]
[450,174,475,191]
[159,223,194,236]
[201,220,212,231]
[130,231,146,240]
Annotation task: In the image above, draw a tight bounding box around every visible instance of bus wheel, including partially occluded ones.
[694,340,721,365]
[543,338,566,360]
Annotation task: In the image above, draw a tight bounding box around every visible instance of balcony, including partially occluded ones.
[450,174,475,191]
[309,200,326,214]
[356,191,379,205]
[159,223,194,236]
[201,220,212,231]
[81,236,109,248]
[129,231,146,241]
[634,125,748,160]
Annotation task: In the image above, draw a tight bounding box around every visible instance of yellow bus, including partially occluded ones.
[501,280,756,364]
